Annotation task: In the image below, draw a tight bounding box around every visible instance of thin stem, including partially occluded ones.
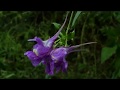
[93,29,98,78]
[94,43,97,78]
[80,12,90,64]
[65,11,74,47]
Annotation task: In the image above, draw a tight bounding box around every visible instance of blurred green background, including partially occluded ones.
[0,11,120,79]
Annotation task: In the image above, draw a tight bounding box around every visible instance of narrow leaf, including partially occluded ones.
[52,22,61,29]
[72,11,82,28]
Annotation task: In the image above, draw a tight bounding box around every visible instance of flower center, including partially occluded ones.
[33,49,38,56]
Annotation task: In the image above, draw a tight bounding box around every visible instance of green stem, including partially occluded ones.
[93,29,98,78]
[80,12,90,64]
[65,11,74,47]
[94,43,97,78]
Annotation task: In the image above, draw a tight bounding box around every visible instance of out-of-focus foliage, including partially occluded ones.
[0,11,120,79]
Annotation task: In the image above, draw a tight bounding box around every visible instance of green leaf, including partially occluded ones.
[68,30,75,40]
[52,22,61,29]
[72,11,82,28]
[101,45,117,63]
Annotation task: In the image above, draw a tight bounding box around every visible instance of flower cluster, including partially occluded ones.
[24,15,96,75]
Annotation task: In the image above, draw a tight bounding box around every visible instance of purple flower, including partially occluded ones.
[43,42,97,75]
[24,15,68,67]
[24,44,50,67]
[50,47,68,73]
[24,51,41,67]
[24,12,97,76]
[41,48,68,75]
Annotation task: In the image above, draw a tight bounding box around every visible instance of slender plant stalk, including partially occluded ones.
[94,41,97,78]
[65,11,74,47]
[94,28,99,78]
[80,12,90,64]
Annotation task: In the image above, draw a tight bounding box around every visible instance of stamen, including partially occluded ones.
[33,49,38,56]
[51,55,58,63]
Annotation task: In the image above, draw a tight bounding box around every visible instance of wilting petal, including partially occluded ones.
[24,51,42,67]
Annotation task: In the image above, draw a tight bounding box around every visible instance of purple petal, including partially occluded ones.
[54,61,62,73]
[50,47,69,73]
[45,61,54,75]
[62,59,68,72]
[33,44,50,57]
[24,51,39,60]
[28,36,44,46]
[54,58,68,73]
[24,51,42,67]
[41,55,54,75]
[50,47,67,61]
[31,58,42,67]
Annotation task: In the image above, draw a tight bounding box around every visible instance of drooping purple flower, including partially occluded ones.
[44,42,97,75]
[24,15,68,66]
[50,47,68,73]
[41,48,68,75]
